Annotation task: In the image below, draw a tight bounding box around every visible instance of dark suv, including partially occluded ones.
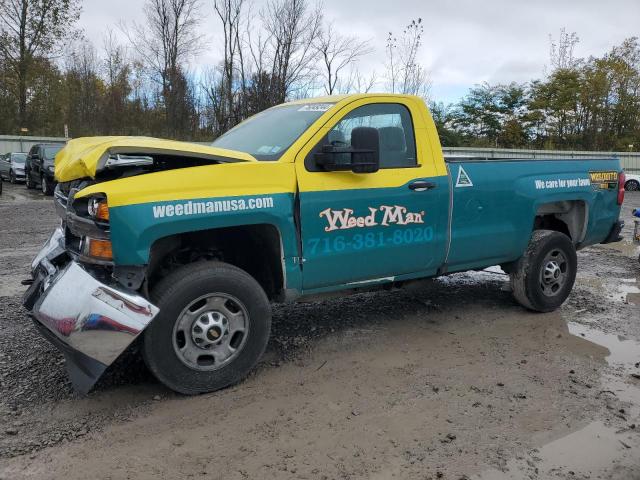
[25,144,64,195]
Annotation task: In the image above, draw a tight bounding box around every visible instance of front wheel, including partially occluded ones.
[143,261,272,394]
[626,180,640,191]
[510,230,577,312]
[25,173,34,189]
[9,171,15,184]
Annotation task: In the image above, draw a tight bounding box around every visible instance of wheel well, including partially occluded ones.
[534,200,587,243]
[147,224,285,300]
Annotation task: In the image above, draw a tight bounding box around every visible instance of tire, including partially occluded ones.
[142,261,272,394]
[25,173,34,189]
[510,230,577,312]
[41,175,53,195]
[626,180,640,191]
[9,171,15,184]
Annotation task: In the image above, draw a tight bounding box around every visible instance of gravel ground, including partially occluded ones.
[1,181,639,479]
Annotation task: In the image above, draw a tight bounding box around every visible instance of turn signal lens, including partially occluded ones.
[95,202,110,221]
[87,197,110,221]
[87,238,113,260]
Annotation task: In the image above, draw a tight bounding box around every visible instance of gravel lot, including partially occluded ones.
[1,181,639,479]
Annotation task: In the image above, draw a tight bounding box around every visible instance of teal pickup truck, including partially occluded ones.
[23,94,625,394]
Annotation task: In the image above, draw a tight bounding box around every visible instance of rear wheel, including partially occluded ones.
[510,230,577,312]
[143,261,272,394]
[626,180,640,191]
[25,173,34,189]
[9,171,15,184]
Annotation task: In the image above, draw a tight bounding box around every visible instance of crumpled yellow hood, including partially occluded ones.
[55,136,257,182]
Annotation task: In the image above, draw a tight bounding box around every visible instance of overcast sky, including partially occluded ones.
[80,0,640,103]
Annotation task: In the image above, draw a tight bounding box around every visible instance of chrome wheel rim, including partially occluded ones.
[41,177,46,193]
[539,249,568,297]
[172,293,249,371]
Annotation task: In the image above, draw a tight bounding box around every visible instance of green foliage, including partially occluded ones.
[444,37,640,151]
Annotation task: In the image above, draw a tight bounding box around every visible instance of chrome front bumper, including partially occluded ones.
[23,228,159,393]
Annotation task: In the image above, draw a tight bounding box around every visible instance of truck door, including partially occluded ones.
[295,99,449,291]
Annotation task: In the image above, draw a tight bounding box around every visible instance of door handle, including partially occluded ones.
[408,181,437,191]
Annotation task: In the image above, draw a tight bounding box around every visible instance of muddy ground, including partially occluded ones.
[0,180,639,480]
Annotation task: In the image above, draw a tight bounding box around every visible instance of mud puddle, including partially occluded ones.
[475,321,640,479]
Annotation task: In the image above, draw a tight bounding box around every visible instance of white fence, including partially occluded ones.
[442,147,640,172]
[0,135,67,155]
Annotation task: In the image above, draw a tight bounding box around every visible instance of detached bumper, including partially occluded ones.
[23,228,159,393]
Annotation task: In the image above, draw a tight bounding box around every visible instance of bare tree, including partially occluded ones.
[102,30,132,134]
[314,22,371,95]
[213,0,244,130]
[261,0,323,103]
[123,0,205,137]
[0,0,81,128]
[64,38,101,136]
[385,18,430,98]
[549,28,580,71]
[350,68,377,93]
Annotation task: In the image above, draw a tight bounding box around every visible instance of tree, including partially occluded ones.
[261,0,322,103]
[0,0,81,129]
[63,38,103,137]
[314,22,371,95]
[549,28,580,72]
[450,82,529,147]
[212,0,244,131]
[101,30,132,135]
[385,18,430,98]
[124,0,205,138]
[429,101,462,147]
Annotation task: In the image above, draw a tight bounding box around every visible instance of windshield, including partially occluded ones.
[44,146,62,160]
[12,153,26,164]
[211,103,335,161]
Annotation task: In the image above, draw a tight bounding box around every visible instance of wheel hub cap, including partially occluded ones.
[540,250,568,297]
[191,311,228,348]
[173,293,249,371]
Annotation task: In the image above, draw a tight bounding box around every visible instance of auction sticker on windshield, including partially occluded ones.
[298,103,334,112]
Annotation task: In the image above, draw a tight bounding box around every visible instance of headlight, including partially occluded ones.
[87,197,110,222]
[71,194,112,262]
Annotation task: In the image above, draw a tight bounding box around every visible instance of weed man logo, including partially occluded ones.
[319,205,425,232]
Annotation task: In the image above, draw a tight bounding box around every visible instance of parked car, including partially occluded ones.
[625,172,640,191]
[25,144,63,195]
[24,94,625,395]
[0,152,27,183]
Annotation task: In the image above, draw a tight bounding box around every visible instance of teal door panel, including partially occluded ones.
[300,176,450,290]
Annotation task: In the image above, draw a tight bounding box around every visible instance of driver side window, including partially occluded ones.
[305,103,417,171]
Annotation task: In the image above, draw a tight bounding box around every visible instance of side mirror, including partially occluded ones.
[314,127,380,174]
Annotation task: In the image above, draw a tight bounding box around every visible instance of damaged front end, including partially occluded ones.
[23,137,256,393]
[23,226,159,394]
